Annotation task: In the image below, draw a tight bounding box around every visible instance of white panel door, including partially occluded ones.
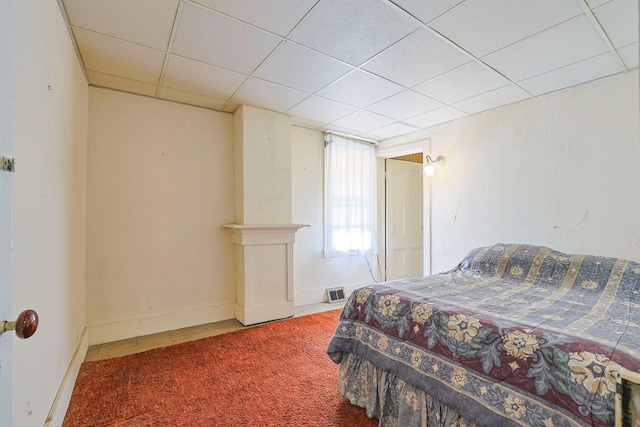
[0,152,12,427]
[0,2,15,425]
[386,159,423,281]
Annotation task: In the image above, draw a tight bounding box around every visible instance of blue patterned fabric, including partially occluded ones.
[339,352,476,427]
[328,244,640,427]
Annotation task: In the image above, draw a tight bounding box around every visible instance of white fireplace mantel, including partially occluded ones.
[222,223,308,245]
[222,223,308,325]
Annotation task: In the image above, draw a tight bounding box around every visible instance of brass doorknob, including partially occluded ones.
[1,309,39,339]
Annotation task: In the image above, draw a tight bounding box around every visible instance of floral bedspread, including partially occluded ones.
[327,244,640,426]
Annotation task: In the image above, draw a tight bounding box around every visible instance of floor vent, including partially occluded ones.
[326,287,346,304]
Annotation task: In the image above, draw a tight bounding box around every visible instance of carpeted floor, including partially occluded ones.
[63,310,378,427]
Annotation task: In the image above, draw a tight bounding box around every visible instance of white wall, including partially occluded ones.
[291,126,380,305]
[86,88,236,344]
[11,1,89,425]
[380,71,640,272]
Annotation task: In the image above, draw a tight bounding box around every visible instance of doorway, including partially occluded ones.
[385,155,424,281]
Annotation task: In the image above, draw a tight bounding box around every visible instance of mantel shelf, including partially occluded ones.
[222,224,309,245]
[222,223,309,231]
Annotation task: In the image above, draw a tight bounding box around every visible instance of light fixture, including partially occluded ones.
[424,155,446,176]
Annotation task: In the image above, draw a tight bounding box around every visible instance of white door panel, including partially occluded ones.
[386,159,423,281]
[0,2,15,424]
[0,161,12,427]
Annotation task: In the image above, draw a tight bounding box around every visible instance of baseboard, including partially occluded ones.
[44,327,89,427]
[87,303,236,346]
[235,301,295,326]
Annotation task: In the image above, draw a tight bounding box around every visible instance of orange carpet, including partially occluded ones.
[63,310,378,427]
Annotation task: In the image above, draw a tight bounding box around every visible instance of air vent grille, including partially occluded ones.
[326,287,346,304]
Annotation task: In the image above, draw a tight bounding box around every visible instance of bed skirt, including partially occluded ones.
[339,352,476,427]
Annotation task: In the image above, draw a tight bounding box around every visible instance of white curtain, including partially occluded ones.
[324,133,377,258]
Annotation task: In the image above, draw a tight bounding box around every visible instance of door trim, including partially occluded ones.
[376,139,430,277]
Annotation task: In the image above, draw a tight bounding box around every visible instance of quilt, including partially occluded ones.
[327,244,640,426]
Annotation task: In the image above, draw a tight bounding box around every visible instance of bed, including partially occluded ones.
[327,244,640,426]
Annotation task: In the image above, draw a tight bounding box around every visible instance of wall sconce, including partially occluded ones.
[424,155,446,176]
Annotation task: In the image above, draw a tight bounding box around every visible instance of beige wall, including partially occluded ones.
[291,126,380,304]
[380,70,640,272]
[234,106,292,224]
[11,1,89,425]
[86,92,386,338]
[86,88,235,344]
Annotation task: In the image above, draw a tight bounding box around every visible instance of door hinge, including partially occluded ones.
[1,156,15,172]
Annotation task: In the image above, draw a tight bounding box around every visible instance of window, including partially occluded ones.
[324,133,377,258]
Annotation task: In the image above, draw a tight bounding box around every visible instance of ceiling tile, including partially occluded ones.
[61,0,636,139]
[518,52,623,95]
[390,0,464,24]
[429,0,583,57]
[287,96,357,124]
[158,87,228,110]
[162,55,247,99]
[172,3,281,74]
[254,42,353,92]
[331,110,396,133]
[618,42,639,69]
[593,0,639,48]
[355,132,384,141]
[403,106,467,128]
[367,122,420,139]
[62,0,179,50]
[366,90,443,120]
[291,116,325,130]
[317,70,404,108]
[318,124,369,137]
[232,78,309,113]
[86,71,158,97]
[73,27,165,84]
[482,15,609,82]
[413,61,508,104]
[191,0,318,36]
[288,0,419,66]
[452,85,531,115]
[363,29,470,87]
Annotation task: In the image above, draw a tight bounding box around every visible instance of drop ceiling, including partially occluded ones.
[59,0,638,141]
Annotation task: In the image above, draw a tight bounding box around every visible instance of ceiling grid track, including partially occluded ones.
[155,1,185,99]
[179,0,291,113]
[219,0,330,113]
[56,0,89,82]
[283,27,425,126]
[56,0,637,139]
[380,0,534,97]
[219,39,289,113]
[574,0,628,71]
